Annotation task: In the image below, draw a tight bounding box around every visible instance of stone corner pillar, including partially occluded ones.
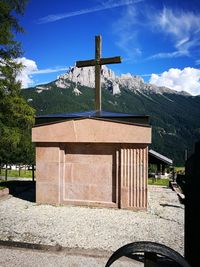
[119,146,148,210]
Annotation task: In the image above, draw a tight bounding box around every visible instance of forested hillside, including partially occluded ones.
[22,82,200,165]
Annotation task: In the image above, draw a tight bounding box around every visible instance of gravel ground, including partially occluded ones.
[0,185,184,256]
[0,247,141,267]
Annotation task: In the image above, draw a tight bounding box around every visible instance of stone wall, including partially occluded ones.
[36,142,148,210]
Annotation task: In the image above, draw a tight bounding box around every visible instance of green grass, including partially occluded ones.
[0,186,6,190]
[174,166,185,173]
[0,169,33,178]
[148,178,169,186]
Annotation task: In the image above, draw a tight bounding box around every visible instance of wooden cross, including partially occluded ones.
[76,35,121,111]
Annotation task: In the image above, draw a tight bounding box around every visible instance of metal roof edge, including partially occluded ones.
[149,149,173,165]
[35,110,149,119]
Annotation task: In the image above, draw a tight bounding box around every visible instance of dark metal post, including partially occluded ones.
[95,35,102,111]
[184,149,188,162]
[185,141,200,266]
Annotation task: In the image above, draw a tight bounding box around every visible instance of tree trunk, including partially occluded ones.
[5,163,8,181]
[19,164,21,177]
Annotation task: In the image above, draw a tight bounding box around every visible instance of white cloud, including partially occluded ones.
[113,5,200,61]
[196,59,200,65]
[149,67,200,96]
[148,50,188,60]
[38,0,143,24]
[150,8,200,59]
[156,8,200,40]
[111,5,200,61]
[31,67,68,74]
[15,57,38,88]
[15,57,68,88]
[112,5,142,60]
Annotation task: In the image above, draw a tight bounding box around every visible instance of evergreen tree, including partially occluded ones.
[0,0,35,166]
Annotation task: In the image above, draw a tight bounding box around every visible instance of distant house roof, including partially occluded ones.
[149,149,173,165]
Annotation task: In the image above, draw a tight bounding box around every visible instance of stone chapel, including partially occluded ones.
[32,35,151,210]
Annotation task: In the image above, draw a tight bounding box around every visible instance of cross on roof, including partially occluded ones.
[76,35,121,111]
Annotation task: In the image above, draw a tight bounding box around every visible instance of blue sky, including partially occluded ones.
[16,0,200,95]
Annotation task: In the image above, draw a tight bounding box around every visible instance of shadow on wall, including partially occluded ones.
[0,181,35,202]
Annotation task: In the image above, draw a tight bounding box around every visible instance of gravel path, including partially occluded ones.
[0,247,142,267]
[0,185,184,255]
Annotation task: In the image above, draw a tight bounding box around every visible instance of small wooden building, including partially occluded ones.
[149,149,173,175]
[32,110,151,210]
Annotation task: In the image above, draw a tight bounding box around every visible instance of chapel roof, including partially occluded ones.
[35,110,150,126]
[37,110,148,119]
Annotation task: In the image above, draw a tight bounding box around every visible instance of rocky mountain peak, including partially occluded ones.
[56,65,116,91]
[54,65,189,96]
[56,65,147,95]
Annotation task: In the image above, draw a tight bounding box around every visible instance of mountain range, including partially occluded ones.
[22,66,200,165]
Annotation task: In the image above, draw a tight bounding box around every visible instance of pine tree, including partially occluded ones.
[0,0,35,166]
